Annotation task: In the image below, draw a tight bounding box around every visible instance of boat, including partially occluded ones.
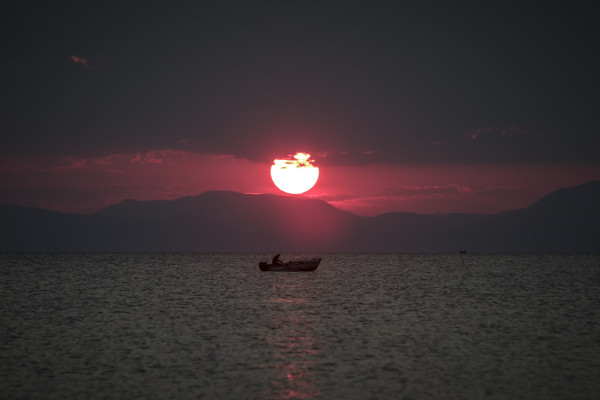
[259,257,321,272]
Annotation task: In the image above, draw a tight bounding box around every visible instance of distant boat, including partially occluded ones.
[259,258,321,272]
[459,249,467,254]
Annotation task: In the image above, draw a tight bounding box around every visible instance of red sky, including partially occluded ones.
[2,3,599,216]
[1,150,598,216]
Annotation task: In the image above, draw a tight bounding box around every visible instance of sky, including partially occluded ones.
[1,1,600,216]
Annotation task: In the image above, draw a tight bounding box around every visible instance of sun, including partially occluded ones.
[271,153,319,194]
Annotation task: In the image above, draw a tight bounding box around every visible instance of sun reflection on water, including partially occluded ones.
[261,281,321,399]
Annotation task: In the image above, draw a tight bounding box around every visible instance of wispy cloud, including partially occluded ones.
[46,157,88,170]
[69,54,94,70]
[308,193,360,202]
[130,152,163,165]
[315,184,545,216]
[376,184,473,197]
[314,150,380,166]
[93,154,130,166]
[0,156,88,171]
[94,150,193,166]
[0,150,268,214]
[463,126,531,140]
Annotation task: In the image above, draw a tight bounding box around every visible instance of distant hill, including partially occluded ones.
[1,182,599,252]
[464,181,600,252]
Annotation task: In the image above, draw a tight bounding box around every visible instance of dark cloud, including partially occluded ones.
[462,126,533,140]
[1,1,599,166]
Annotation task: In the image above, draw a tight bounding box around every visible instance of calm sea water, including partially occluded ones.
[1,253,599,399]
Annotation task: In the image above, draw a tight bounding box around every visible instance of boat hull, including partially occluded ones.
[259,258,321,272]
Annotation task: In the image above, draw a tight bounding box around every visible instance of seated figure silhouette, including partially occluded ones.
[272,254,283,265]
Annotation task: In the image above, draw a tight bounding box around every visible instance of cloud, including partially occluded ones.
[0,150,269,214]
[313,150,381,166]
[0,151,199,173]
[0,156,88,171]
[47,157,88,170]
[94,151,181,166]
[317,184,541,216]
[94,150,194,166]
[308,193,360,202]
[375,184,475,197]
[208,154,236,161]
[93,154,131,166]
[69,54,94,70]
[130,152,163,164]
[177,138,202,146]
[463,126,532,140]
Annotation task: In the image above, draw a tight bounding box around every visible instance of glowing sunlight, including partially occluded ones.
[271,153,319,194]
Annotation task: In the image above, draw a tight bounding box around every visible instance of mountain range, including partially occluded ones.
[1,181,599,252]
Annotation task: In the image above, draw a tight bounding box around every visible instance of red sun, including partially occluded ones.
[271,153,319,194]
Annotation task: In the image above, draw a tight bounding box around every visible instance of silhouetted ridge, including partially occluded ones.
[477,181,600,252]
[525,181,600,216]
[1,182,599,252]
[0,205,90,251]
[96,192,354,220]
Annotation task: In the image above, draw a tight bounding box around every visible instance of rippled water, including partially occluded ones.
[1,253,599,399]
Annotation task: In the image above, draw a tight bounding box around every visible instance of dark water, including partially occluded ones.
[1,253,599,399]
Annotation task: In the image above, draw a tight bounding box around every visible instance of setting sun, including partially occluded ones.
[271,153,319,194]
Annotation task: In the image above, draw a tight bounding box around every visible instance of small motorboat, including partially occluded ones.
[259,257,321,272]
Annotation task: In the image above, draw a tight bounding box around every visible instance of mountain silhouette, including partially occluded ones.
[1,182,599,252]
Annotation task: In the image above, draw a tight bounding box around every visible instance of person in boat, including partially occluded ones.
[272,254,283,265]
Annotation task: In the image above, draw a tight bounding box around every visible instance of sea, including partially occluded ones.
[1,253,599,399]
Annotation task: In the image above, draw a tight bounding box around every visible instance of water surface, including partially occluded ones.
[1,253,599,399]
